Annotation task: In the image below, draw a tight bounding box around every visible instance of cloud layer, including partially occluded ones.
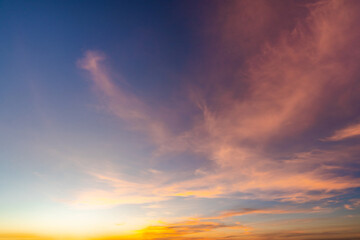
[75,0,360,239]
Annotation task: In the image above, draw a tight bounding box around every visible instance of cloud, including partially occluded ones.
[136,219,248,240]
[173,0,360,201]
[253,231,360,240]
[125,206,327,240]
[196,207,325,221]
[63,172,169,209]
[323,122,360,141]
[344,198,360,210]
[194,0,360,144]
[78,50,169,145]
[74,0,360,210]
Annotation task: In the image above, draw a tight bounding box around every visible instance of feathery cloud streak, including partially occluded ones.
[78,51,169,145]
[324,122,360,141]
[76,1,360,209]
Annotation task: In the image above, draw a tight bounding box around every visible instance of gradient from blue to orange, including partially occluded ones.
[1,0,360,239]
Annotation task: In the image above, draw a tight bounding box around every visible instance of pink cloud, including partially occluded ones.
[75,0,360,208]
[324,122,360,141]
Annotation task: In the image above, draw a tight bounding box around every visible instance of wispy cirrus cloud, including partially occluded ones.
[75,0,360,219]
[176,0,360,201]
[192,0,360,145]
[137,220,247,239]
[78,51,169,145]
[63,172,169,209]
[123,205,330,240]
[323,122,360,141]
[196,206,328,221]
[66,144,360,209]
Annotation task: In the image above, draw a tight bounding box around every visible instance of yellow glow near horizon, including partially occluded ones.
[0,205,154,239]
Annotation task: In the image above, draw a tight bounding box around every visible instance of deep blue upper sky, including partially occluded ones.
[1,0,203,96]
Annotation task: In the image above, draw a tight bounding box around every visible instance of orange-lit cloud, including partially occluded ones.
[173,0,360,201]
[193,0,360,144]
[119,206,329,240]
[344,198,360,210]
[324,122,360,141]
[135,219,247,240]
[75,0,360,215]
[196,207,327,221]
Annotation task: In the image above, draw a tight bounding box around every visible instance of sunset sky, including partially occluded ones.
[1,0,360,239]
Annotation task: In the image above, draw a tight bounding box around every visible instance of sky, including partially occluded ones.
[1,0,360,239]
